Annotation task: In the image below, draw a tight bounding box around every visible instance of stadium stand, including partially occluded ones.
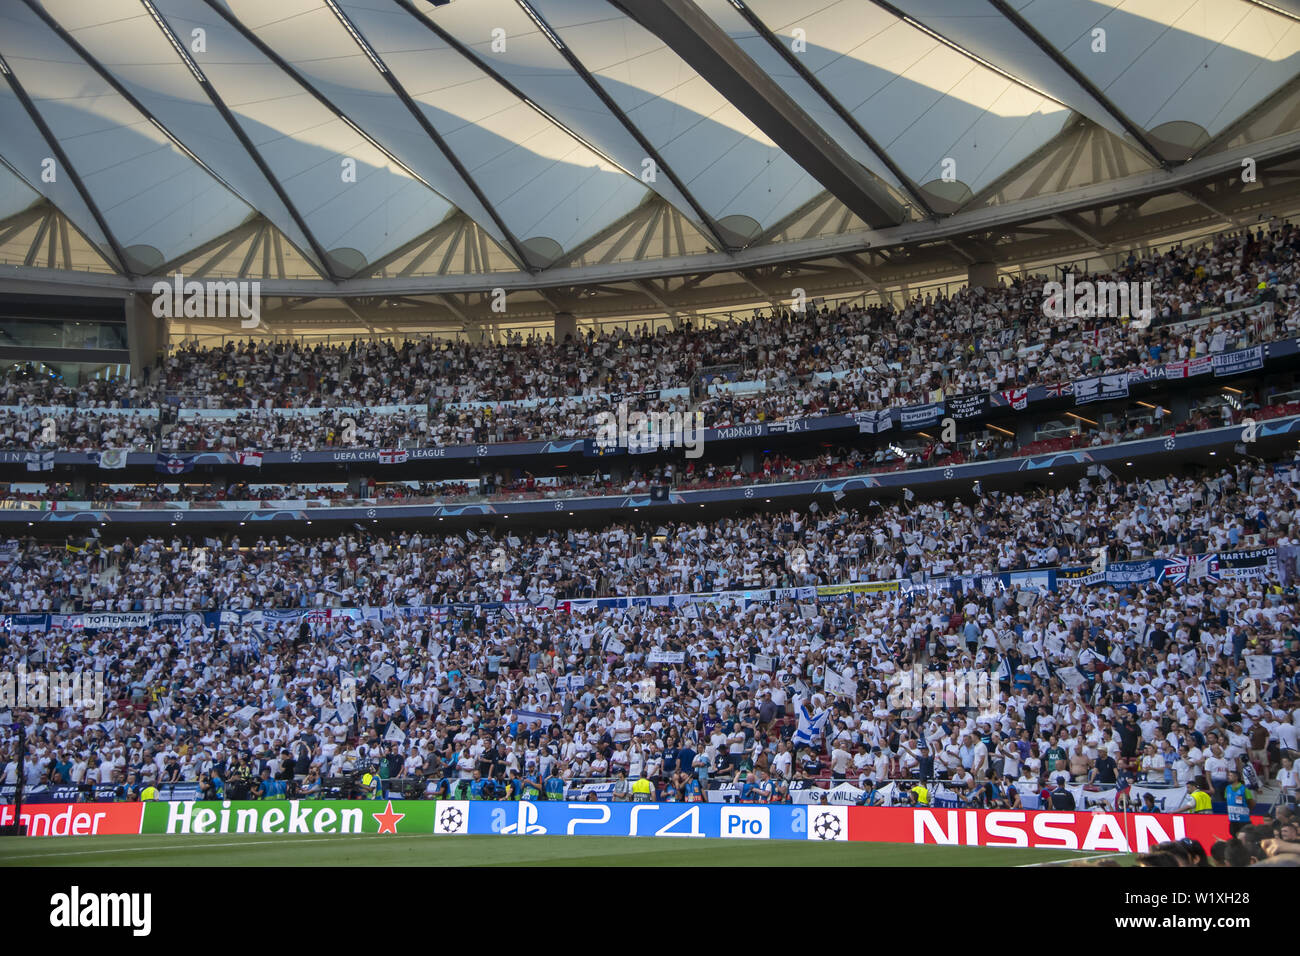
[0,225,1296,456]
[2,456,1297,812]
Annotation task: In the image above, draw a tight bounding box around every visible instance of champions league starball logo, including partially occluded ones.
[438,806,464,833]
[811,811,842,841]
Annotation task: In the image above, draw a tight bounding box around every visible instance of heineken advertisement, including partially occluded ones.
[142,799,437,835]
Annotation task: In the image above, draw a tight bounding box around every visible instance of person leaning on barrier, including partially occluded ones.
[520,764,544,801]
[1177,777,1214,814]
[1048,780,1075,811]
[360,764,384,800]
[198,772,222,801]
[631,770,654,802]
[298,768,322,798]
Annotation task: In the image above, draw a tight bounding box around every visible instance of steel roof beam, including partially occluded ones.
[983,0,1169,168]
[606,0,908,229]
[142,0,338,280]
[0,58,131,275]
[321,0,535,272]
[728,0,934,218]
[509,0,734,253]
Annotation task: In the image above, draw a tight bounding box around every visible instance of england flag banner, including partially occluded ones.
[998,389,1028,410]
[1164,356,1213,380]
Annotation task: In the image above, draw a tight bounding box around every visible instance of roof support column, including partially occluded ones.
[968,261,999,290]
[127,291,165,384]
[555,311,577,344]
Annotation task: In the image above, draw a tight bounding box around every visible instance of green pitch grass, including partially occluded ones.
[0,834,1123,867]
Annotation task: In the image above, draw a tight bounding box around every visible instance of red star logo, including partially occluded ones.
[372,800,405,835]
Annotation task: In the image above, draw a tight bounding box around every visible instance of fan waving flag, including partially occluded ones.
[378,448,409,464]
[792,694,831,749]
[237,450,263,468]
[155,453,195,475]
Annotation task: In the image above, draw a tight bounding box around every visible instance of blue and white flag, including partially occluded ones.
[155,453,195,475]
[514,709,560,728]
[792,695,831,748]
[25,450,54,472]
[855,409,894,434]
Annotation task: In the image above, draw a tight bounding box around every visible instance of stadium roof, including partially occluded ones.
[1,0,1300,301]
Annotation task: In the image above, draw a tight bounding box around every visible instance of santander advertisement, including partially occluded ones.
[1,802,144,836]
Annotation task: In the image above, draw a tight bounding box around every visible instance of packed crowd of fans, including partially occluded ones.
[5,380,1286,513]
[3,459,1295,610]
[1,458,1297,821]
[2,224,1297,454]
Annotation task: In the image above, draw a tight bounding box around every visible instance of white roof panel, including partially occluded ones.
[745,0,1071,193]
[340,0,648,252]
[1,2,248,262]
[537,0,827,229]
[149,0,453,266]
[38,0,324,270]
[1,0,1297,276]
[0,162,42,225]
[1018,0,1300,137]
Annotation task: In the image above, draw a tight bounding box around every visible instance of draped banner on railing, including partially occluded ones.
[1214,346,1264,377]
[898,402,944,429]
[1074,373,1130,404]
